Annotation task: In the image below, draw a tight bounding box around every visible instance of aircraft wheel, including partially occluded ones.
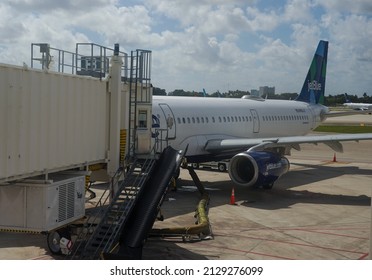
[191,163,199,169]
[218,163,226,172]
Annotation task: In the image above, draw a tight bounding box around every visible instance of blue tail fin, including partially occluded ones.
[296,40,328,105]
[203,88,207,97]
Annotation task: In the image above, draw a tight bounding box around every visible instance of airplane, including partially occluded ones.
[343,93,372,111]
[151,40,372,189]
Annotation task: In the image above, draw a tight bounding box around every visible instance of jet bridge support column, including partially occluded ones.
[108,44,123,194]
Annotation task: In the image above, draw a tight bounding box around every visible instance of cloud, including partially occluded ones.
[316,0,372,15]
[283,0,315,22]
[0,0,371,94]
[4,0,117,12]
[246,7,280,31]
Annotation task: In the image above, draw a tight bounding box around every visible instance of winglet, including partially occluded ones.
[296,40,328,105]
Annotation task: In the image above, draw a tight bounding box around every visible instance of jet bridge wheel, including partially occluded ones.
[47,227,71,255]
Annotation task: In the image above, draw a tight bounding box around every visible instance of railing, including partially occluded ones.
[30,43,129,79]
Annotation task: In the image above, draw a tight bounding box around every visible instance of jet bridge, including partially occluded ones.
[0,43,155,245]
[1,43,153,183]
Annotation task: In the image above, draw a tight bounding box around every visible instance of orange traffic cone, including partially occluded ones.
[230,187,236,205]
[333,153,337,162]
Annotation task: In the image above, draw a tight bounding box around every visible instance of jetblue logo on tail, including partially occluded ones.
[308,80,322,91]
[296,40,328,105]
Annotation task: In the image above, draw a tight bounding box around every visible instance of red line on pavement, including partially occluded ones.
[287,228,369,240]
[192,243,294,260]
[358,253,369,260]
[213,232,367,256]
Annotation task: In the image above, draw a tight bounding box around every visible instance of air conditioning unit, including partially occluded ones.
[0,173,85,232]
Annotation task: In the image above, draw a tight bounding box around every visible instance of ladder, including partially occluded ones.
[69,156,157,259]
[127,49,152,159]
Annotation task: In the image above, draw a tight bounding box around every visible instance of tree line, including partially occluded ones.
[152,87,370,106]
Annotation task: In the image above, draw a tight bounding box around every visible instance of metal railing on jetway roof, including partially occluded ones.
[30,42,129,79]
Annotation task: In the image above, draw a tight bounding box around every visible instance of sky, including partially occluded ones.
[0,0,372,95]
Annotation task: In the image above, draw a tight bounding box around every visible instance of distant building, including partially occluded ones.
[250,89,259,97]
[259,86,275,97]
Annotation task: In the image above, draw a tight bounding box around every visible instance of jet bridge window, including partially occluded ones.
[138,110,147,128]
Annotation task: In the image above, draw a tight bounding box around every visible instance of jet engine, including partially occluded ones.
[228,151,290,189]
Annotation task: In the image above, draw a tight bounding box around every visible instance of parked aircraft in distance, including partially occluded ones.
[343,93,372,111]
[152,40,372,189]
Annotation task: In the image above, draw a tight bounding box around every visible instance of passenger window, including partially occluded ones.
[187,117,191,124]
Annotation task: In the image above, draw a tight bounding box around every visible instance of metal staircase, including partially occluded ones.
[64,46,155,260]
[69,156,157,259]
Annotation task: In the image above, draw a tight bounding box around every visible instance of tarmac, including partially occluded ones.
[0,115,371,260]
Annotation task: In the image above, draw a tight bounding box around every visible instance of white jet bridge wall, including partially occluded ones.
[0,63,108,183]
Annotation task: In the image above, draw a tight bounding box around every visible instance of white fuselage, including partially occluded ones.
[343,102,372,110]
[152,96,327,161]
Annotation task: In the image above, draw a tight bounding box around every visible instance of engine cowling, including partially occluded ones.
[228,151,290,188]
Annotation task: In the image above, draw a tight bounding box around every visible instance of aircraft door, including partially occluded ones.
[159,103,176,139]
[250,109,260,133]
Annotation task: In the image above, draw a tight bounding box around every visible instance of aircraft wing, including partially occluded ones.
[204,133,372,154]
